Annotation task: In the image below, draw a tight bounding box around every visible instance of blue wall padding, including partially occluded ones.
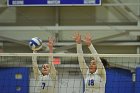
[135,67,140,93]
[105,68,134,93]
[0,67,29,93]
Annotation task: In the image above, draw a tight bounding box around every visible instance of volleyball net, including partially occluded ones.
[0,53,140,93]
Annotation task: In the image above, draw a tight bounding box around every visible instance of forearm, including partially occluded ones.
[88,44,103,68]
[49,62,57,80]
[48,55,55,72]
[32,54,41,80]
[77,44,88,78]
[48,48,57,80]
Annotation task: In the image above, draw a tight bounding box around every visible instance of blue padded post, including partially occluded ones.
[105,68,134,93]
[135,67,140,93]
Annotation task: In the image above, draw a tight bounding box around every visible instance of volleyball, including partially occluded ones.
[29,37,43,51]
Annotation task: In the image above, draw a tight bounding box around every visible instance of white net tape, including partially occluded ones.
[0,53,140,57]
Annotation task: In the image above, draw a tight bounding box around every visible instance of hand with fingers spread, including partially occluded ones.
[73,32,82,44]
[84,33,92,47]
[47,37,55,53]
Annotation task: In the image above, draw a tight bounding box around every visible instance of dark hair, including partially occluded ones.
[90,57,109,68]
[100,58,110,68]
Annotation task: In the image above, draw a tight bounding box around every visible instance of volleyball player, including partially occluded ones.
[73,32,106,93]
[32,37,57,93]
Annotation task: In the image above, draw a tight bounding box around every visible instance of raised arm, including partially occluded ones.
[84,33,106,81]
[32,51,41,80]
[47,37,57,80]
[73,32,88,79]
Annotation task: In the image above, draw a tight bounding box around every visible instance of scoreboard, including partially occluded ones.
[7,0,101,6]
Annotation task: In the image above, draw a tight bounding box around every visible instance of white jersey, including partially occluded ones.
[35,74,56,93]
[32,52,57,93]
[84,70,105,93]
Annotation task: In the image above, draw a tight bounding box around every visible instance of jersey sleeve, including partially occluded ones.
[32,53,42,80]
[88,44,106,82]
[77,43,88,79]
